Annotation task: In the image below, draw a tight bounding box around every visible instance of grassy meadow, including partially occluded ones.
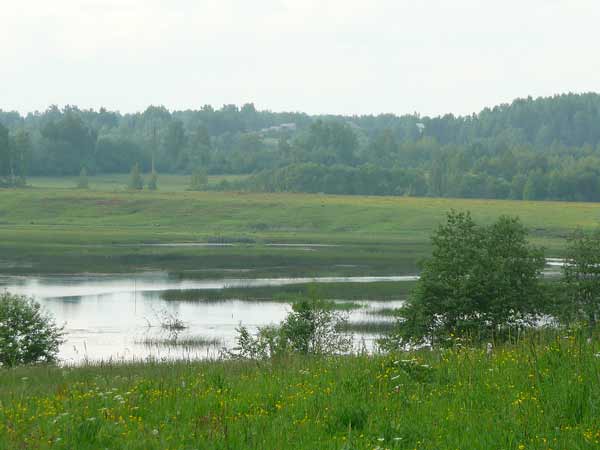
[1,175,600,275]
[26,174,248,192]
[1,329,599,449]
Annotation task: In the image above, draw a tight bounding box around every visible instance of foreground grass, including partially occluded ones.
[1,329,599,449]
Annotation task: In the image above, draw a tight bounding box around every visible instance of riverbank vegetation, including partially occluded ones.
[0,327,599,449]
[160,281,415,303]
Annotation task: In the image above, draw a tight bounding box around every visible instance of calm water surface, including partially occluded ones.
[0,273,409,364]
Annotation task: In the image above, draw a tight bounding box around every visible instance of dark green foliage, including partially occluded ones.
[0,123,11,182]
[387,211,546,347]
[244,163,428,196]
[147,170,158,191]
[188,167,208,191]
[0,125,29,187]
[39,110,97,175]
[3,94,600,200]
[76,167,89,189]
[0,293,64,367]
[563,229,600,326]
[128,163,143,190]
[232,299,352,359]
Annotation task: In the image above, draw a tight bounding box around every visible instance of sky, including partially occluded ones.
[2,0,599,117]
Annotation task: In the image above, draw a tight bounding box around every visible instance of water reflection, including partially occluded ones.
[0,273,409,364]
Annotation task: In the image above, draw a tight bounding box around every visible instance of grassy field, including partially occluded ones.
[1,328,599,449]
[2,177,600,275]
[26,174,248,192]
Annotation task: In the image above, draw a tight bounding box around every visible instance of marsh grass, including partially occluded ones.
[366,307,401,317]
[160,282,414,303]
[1,327,599,449]
[137,336,223,349]
[337,320,396,334]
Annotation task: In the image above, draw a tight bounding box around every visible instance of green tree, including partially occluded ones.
[76,167,89,189]
[523,170,547,200]
[188,167,208,191]
[40,110,97,175]
[0,293,64,367]
[563,229,600,327]
[386,211,545,347]
[10,129,31,184]
[129,163,144,190]
[186,124,211,169]
[147,170,158,191]
[0,123,10,185]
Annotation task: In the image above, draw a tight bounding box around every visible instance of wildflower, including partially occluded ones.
[152,429,159,436]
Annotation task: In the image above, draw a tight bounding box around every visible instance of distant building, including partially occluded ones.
[260,123,297,134]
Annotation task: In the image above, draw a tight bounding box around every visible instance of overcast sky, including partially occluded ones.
[2,0,599,117]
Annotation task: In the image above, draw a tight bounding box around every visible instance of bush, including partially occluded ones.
[563,228,600,327]
[188,168,208,191]
[384,211,546,348]
[76,167,89,189]
[0,293,64,367]
[231,299,353,359]
[147,170,158,190]
[128,163,144,190]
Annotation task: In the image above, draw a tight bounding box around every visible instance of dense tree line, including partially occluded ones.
[3,93,600,201]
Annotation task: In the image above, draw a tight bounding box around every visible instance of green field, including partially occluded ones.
[1,177,600,275]
[26,174,248,192]
[1,329,599,449]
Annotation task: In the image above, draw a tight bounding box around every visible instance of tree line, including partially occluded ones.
[3,93,600,201]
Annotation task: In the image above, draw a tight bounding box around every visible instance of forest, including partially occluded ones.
[2,93,600,201]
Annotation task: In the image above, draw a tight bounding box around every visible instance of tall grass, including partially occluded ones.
[1,327,599,449]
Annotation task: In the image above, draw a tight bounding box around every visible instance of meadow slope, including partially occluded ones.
[1,182,599,274]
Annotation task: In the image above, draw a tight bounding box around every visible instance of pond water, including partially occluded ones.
[0,273,410,365]
[0,258,563,365]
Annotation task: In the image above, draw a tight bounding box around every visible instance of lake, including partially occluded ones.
[0,273,411,364]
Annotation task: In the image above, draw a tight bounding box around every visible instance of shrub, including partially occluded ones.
[188,168,208,191]
[76,167,89,189]
[0,293,64,367]
[563,228,600,327]
[147,170,158,190]
[232,299,353,359]
[128,163,144,190]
